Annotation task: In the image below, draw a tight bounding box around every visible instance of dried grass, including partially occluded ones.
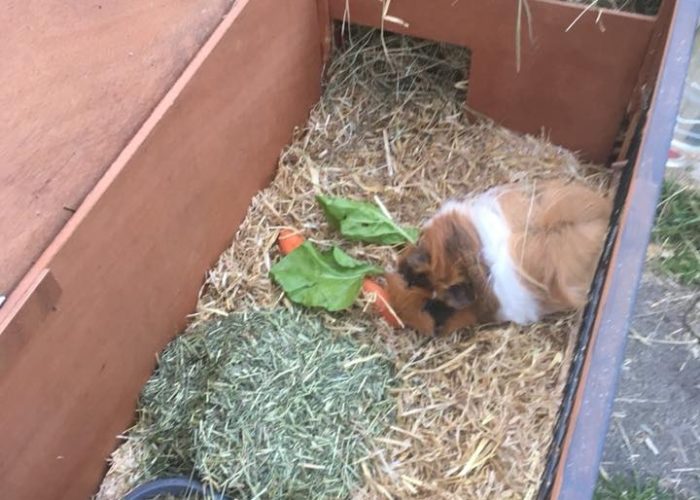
[130,311,395,499]
[100,27,612,499]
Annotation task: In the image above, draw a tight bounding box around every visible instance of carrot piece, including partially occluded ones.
[277,228,306,255]
[362,279,403,328]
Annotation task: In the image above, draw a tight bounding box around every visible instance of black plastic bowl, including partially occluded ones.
[123,476,229,500]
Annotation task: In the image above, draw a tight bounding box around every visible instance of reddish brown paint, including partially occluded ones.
[328,0,656,164]
[0,269,61,381]
[0,0,236,298]
[317,0,333,71]
[0,0,323,498]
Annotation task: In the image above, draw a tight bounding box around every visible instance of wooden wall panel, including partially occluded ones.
[0,0,323,498]
[0,0,235,297]
[329,0,656,163]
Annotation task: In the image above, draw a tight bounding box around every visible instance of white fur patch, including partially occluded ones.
[427,188,541,325]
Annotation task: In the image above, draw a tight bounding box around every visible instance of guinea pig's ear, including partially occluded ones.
[398,246,431,289]
[444,281,474,309]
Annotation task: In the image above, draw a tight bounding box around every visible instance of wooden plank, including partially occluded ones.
[317,0,333,72]
[549,0,697,498]
[0,0,323,498]
[0,0,236,298]
[0,269,61,380]
[328,0,656,163]
[613,1,675,175]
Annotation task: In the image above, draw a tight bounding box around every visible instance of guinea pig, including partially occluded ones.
[386,178,612,335]
[385,272,479,335]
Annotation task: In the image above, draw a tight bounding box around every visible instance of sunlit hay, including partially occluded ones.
[101,26,611,499]
[194,27,609,499]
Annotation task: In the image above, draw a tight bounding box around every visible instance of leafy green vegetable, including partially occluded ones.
[270,241,383,311]
[316,195,419,245]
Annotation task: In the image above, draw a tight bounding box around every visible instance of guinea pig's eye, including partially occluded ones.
[445,282,473,308]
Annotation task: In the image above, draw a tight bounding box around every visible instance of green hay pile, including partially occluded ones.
[129,310,396,499]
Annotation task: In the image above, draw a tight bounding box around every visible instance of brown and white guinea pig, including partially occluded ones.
[385,178,613,336]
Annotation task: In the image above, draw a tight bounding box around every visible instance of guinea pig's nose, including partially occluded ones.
[423,298,455,333]
[431,290,437,299]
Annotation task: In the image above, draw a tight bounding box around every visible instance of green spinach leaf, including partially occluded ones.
[316,195,419,245]
[270,241,383,311]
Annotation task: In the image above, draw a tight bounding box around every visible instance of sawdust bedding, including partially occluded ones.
[97,27,612,500]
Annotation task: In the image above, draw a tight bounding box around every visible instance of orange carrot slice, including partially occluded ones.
[277,228,306,255]
[362,279,403,328]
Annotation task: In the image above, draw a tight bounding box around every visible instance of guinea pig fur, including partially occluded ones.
[388,178,612,335]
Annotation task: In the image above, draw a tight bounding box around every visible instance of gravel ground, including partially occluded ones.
[601,272,699,498]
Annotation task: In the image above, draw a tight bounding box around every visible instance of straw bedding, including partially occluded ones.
[99,27,612,499]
